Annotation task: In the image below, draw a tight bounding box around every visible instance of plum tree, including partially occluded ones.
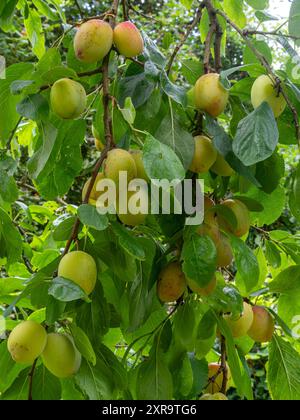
[200,393,228,400]
[74,19,113,63]
[216,234,233,268]
[206,363,230,394]
[117,189,148,227]
[251,75,286,118]
[189,135,217,174]
[194,73,229,117]
[113,21,144,58]
[224,302,254,338]
[157,262,186,303]
[58,251,97,295]
[104,149,137,184]
[188,276,217,296]
[7,320,47,364]
[42,333,81,378]
[130,150,149,181]
[50,78,87,120]
[82,173,105,205]
[219,199,250,238]
[211,153,235,177]
[248,306,275,343]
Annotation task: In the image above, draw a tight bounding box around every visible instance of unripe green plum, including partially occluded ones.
[157,262,186,303]
[188,276,216,296]
[74,19,113,63]
[224,302,254,338]
[211,153,235,177]
[82,173,105,205]
[189,136,217,174]
[216,234,233,268]
[200,393,228,400]
[42,333,81,378]
[104,149,137,185]
[248,306,275,343]
[7,320,47,364]
[130,150,149,182]
[219,199,250,238]
[50,78,87,119]
[58,251,97,295]
[206,363,231,394]
[113,21,144,58]
[251,75,286,118]
[117,189,148,227]
[194,73,229,117]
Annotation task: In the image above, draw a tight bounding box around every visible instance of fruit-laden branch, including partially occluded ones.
[220,335,228,394]
[62,0,120,257]
[166,3,205,75]
[243,30,300,41]
[215,8,300,145]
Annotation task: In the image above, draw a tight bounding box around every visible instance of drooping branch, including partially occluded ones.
[166,4,205,75]
[216,7,300,145]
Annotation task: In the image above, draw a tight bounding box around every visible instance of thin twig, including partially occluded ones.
[243,29,300,41]
[28,359,38,400]
[166,4,204,75]
[216,7,300,145]
[122,0,129,20]
[74,0,84,19]
[220,335,228,394]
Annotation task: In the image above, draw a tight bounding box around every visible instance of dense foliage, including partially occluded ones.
[1,0,300,401]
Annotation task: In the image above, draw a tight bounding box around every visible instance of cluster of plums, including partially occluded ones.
[7,320,81,378]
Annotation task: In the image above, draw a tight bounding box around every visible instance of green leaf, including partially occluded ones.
[28,119,86,200]
[78,205,109,231]
[31,365,62,400]
[10,80,36,95]
[230,235,260,296]
[268,335,300,400]
[70,324,96,366]
[48,277,89,302]
[0,0,18,31]
[223,0,246,28]
[206,117,261,187]
[289,0,300,46]
[232,196,264,212]
[52,216,78,241]
[243,41,272,68]
[111,223,146,261]
[0,63,34,146]
[16,94,49,121]
[255,152,285,194]
[0,342,27,394]
[160,72,187,106]
[118,73,155,109]
[233,102,279,166]
[269,265,300,295]
[136,354,173,400]
[265,241,281,268]
[0,170,18,203]
[182,235,217,288]
[173,302,196,350]
[24,8,45,59]
[245,0,269,9]
[0,207,22,265]
[143,133,186,181]
[181,59,203,84]
[118,97,136,125]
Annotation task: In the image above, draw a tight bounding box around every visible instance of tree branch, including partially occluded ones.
[122,0,129,20]
[28,358,38,400]
[74,0,84,19]
[243,29,300,41]
[166,4,204,75]
[220,335,228,394]
[62,1,119,257]
[7,116,22,148]
[216,8,300,145]
[203,0,217,74]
